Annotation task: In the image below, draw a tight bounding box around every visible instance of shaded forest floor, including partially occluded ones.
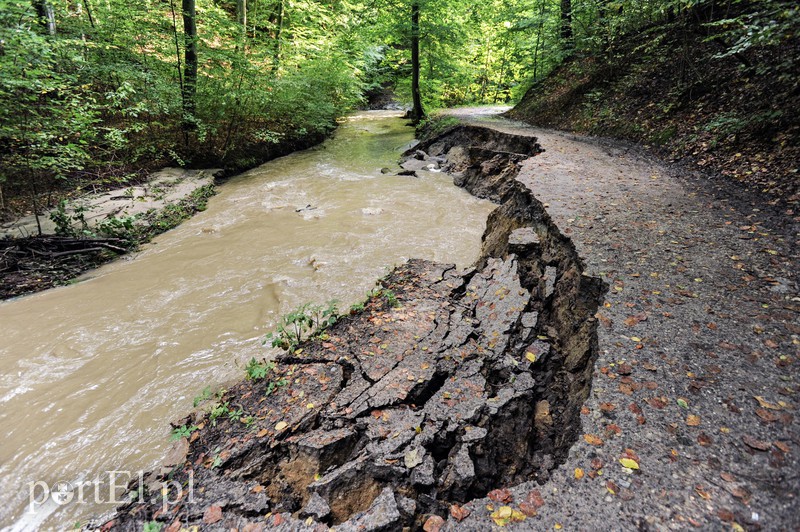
[508,22,799,213]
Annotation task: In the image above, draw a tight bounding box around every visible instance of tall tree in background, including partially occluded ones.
[409,0,425,122]
[182,0,198,135]
[33,0,56,35]
[560,0,572,46]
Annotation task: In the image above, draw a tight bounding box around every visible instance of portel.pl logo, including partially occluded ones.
[28,470,194,514]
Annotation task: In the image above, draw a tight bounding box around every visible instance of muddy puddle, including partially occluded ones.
[0,111,495,529]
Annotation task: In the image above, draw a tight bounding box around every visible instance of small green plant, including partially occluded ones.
[349,301,365,314]
[227,405,244,421]
[50,200,91,237]
[169,424,198,441]
[193,385,213,407]
[266,377,289,396]
[245,357,275,380]
[264,300,339,352]
[209,401,230,425]
[142,522,163,532]
[381,288,400,308]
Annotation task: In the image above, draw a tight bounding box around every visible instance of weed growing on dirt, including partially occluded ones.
[264,300,339,351]
[170,424,198,441]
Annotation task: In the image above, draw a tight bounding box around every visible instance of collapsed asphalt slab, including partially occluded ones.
[94,115,798,531]
[94,126,608,530]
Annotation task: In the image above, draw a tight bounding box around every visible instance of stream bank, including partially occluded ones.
[97,125,606,530]
[0,127,332,301]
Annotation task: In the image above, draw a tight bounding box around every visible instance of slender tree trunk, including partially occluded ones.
[33,0,56,35]
[273,0,284,67]
[82,0,95,28]
[182,0,198,135]
[560,0,572,47]
[237,0,247,28]
[410,0,425,123]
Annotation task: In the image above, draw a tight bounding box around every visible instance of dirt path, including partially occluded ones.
[447,111,799,529]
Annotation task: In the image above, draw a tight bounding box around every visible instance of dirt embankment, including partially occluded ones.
[508,22,800,211]
[95,126,606,531]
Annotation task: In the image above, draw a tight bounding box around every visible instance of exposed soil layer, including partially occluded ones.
[96,127,606,530]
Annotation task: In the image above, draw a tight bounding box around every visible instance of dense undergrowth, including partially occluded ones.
[509,9,799,206]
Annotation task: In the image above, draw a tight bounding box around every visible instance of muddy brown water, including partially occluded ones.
[0,111,495,529]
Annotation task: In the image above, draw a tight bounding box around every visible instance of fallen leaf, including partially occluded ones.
[423,515,445,532]
[606,481,618,495]
[274,421,288,432]
[720,472,736,482]
[599,402,616,412]
[774,441,790,453]
[697,433,713,446]
[584,434,604,446]
[754,396,782,410]
[524,489,544,509]
[755,408,778,422]
[449,504,471,521]
[646,397,668,409]
[619,458,639,470]
[574,468,584,479]
[694,485,711,500]
[730,485,751,504]
[742,435,771,451]
[203,505,223,525]
[686,414,701,426]
[525,351,537,363]
[488,488,513,503]
[490,505,526,526]
[677,398,689,409]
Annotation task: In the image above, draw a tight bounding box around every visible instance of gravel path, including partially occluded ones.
[446,110,800,530]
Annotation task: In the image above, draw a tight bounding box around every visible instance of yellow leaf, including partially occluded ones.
[630,336,642,342]
[574,468,584,479]
[619,458,639,470]
[306,403,315,409]
[274,421,288,431]
[525,352,537,363]
[754,396,782,410]
[490,505,514,526]
[686,414,701,426]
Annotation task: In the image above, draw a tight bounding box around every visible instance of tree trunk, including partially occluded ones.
[33,0,56,35]
[237,0,247,28]
[182,0,198,134]
[560,0,572,46]
[410,0,425,123]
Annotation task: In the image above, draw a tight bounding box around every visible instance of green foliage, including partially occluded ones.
[142,522,163,532]
[265,377,289,397]
[193,386,213,407]
[169,424,198,441]
[264,300,339,352]
[245,358,276,380]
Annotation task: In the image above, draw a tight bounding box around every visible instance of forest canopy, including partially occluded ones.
[0,0,795,213]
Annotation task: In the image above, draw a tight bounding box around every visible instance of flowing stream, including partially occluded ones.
[0,111,494,529]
